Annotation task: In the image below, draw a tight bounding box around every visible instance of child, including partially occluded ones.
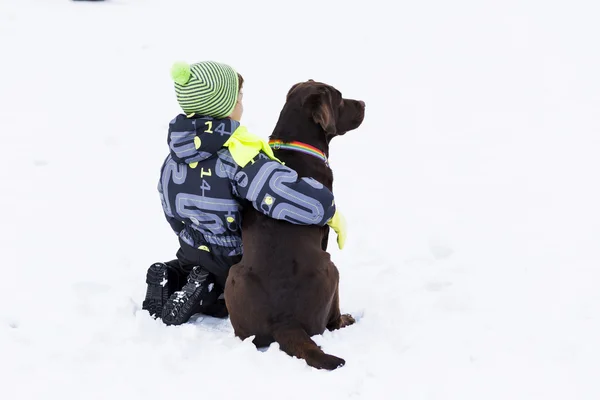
[143,60,346,326]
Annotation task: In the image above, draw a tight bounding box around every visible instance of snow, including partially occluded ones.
[1,0,599,399]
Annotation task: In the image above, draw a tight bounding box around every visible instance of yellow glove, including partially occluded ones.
[327,209,347,250]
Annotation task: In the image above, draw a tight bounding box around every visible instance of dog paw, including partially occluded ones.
[306,350,346,371]
[340,313,356,328]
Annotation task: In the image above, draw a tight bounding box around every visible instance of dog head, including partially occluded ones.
[285,80,365,141]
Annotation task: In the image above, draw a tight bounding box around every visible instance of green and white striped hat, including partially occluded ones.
[171,60,239,118]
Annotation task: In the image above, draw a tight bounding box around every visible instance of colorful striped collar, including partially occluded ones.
[268,140,329,165]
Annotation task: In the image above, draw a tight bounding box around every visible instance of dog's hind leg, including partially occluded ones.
[272,323,345,370]
[326,285,356,331]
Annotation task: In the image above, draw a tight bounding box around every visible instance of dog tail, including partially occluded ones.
[272,323,345,370]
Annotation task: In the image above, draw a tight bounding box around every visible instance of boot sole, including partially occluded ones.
[142,263,170,317]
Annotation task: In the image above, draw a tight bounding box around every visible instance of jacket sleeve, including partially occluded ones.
[232,156,336,226]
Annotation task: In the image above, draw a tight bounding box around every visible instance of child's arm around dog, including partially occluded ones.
[224,126,336,227]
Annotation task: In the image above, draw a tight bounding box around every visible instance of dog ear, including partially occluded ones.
[304,89,336,134]
[313,98,336,134]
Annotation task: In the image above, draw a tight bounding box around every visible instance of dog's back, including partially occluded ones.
[225,80,365,370]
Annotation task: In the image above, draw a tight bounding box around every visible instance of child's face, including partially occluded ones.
[228,90,244,121]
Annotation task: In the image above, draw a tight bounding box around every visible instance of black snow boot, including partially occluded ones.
[142,262,182,318]
[161,266,215,326]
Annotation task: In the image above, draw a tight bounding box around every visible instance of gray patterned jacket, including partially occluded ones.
[158,114,336,258]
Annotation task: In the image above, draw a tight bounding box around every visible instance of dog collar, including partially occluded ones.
[268,140,329,166]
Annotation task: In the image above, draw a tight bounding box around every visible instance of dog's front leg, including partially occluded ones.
[326,284,355,331]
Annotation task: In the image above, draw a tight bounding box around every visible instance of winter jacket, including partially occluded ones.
[158,114,336,261]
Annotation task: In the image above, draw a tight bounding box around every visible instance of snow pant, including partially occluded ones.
[172,238,241,286]
[160,239,241,318]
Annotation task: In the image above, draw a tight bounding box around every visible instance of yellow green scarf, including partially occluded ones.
[224,126,282,167]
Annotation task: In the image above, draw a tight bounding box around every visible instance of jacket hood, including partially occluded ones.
[167,114,240,165]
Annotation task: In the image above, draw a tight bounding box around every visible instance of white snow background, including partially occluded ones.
[1,0,599,399]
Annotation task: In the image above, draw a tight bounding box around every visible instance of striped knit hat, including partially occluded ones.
[171,61,239,118]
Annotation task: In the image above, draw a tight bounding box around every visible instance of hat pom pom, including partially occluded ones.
[171,61,191,85]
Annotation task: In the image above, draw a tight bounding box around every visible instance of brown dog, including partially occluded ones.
[224,80,366,370]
